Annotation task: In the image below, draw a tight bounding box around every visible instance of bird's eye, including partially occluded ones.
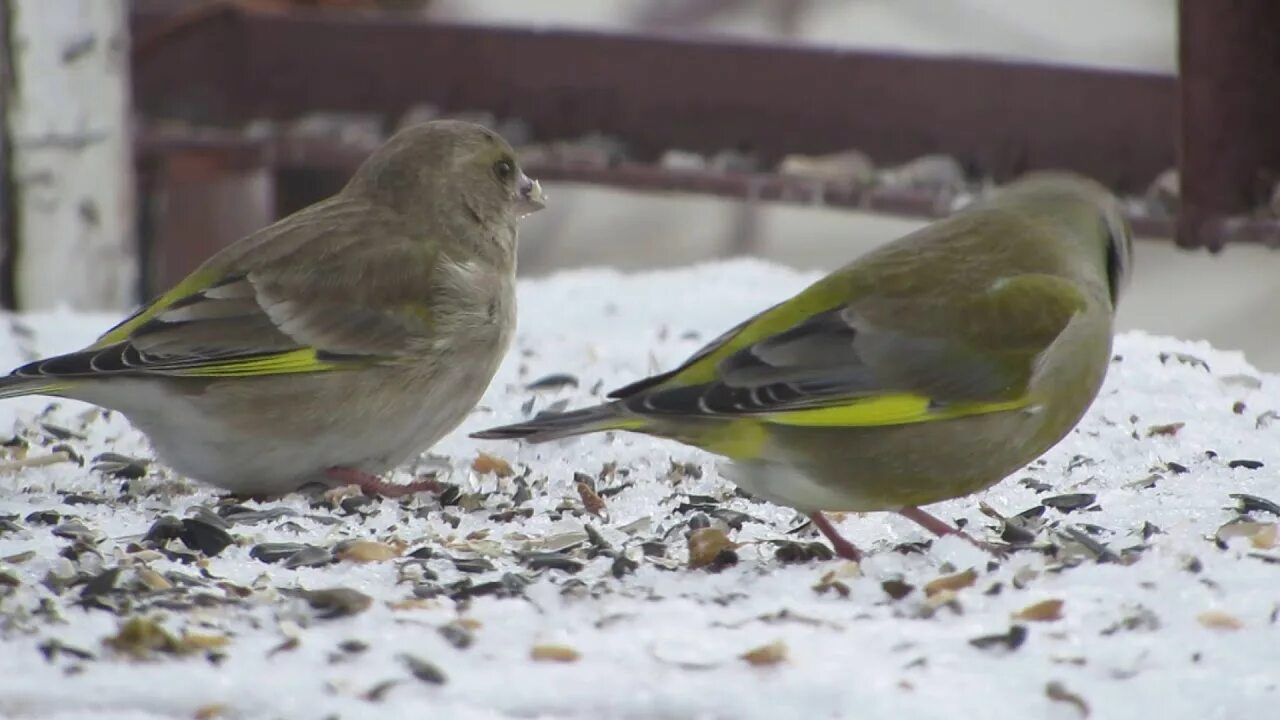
[493,159,514,182]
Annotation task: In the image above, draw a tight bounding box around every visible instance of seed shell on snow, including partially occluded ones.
[0,262,1277,718]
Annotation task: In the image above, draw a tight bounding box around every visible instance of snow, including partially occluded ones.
[1,258,1278,720]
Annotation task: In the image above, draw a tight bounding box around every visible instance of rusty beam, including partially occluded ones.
[134,126,1178,235]
[131,5,1177,194]
[1177,0,1280,250]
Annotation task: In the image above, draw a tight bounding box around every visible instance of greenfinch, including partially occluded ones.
[474,172,1131,560]
[1,120,545,498]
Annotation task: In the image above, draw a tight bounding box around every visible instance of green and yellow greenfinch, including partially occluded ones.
[1,120,545,498]
[474,172,1131,560]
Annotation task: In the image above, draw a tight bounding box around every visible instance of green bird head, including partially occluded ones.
[985,172,1134,307]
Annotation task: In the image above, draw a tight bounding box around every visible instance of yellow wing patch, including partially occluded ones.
[763,393,1031,428]
[166,348,347,378]
[92,268,222,349]
[669,291,844,387]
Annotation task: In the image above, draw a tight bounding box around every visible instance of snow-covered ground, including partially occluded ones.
[0,259,1277,719]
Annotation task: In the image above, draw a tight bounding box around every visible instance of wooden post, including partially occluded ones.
[3,0,136,310]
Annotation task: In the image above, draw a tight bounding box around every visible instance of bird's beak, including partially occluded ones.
[515,172,546,215]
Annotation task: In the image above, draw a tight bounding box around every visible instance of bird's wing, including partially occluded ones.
[614,274,1089,427]
[12,201,441,381]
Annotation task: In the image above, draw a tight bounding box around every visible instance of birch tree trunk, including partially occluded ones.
[3,0,136,311]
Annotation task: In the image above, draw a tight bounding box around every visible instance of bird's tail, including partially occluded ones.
[471,402,640,443]
[0,375,64,400]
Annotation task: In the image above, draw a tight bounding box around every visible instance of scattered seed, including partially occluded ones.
[335,540,402,563]
[577,481,607,516]
[1158,352,1209,371]
[1197,611,1243,631]
[0,450,73,472]
[179,517,234,557]
[1014,599,1064,622]
[284,546,336,569]
[1041,494,1097,513]
[399,653,447,684]
[299,588,373,619]
[1057,526,1118,563]
[1166,461,1189,474]
[1146,422,1184,437]
[52,520,101,544]
[251,542,310,564]
[740,640,787,666]
[1066,455,1095,472]
[1231,493,1280,517]
[102,617,184,658]
[1019,478,1053,494]
[531,644,581,663]
[1215,520,1278,550]
[1125,474,1160,490]
[687,527,737,570]
[438,622,474,650]
[774,541,834,564]
[924,568,977,597]
[519,551,585,573]
[542,399,571,415]
[969,625,1027,652]
[1228,459,1264,470]
[610,555,638,578]
[472,452,514,478]
[78,567,121,600]
[181,632,229,652]
[1045,681,1090,718]
[127,566,170,593]
[686,514,712,531]
[39,423,84,441]
[339,494,378,515]
[451,557,496,574]
[526,373,579,391]
[91,452,149,479]
[4,550,35,564]
[1101,605,1161,635]
[38,638,95,662]
[881,579,915,600]
[362,680,401,703]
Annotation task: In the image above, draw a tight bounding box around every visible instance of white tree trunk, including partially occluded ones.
[4,0,135,311]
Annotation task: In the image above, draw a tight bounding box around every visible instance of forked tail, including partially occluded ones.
[0,375,62,401]
[470,402,636,443]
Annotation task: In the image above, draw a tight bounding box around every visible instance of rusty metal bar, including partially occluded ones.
[1177,0,1280,250]
[127,2,1280,266]
[130,5,1177,193]
[134,126,1175,234]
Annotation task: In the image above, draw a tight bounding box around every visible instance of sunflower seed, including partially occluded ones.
[1231,493,1280,517]
[1041,494,1097,513]
[398,653,447,685]
[526,373,579,391]
[969,625,1027,652]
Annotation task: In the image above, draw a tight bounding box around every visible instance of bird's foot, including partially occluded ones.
[898,506,1007,556]
[325,467,442,498]
[808,512,863,562]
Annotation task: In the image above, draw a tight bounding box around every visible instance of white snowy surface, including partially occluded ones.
[0,259,1278,720]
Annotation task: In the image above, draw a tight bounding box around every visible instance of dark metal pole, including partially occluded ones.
[1178,0,1280,250]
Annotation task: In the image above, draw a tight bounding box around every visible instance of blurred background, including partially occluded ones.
[3,0,1279,367]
